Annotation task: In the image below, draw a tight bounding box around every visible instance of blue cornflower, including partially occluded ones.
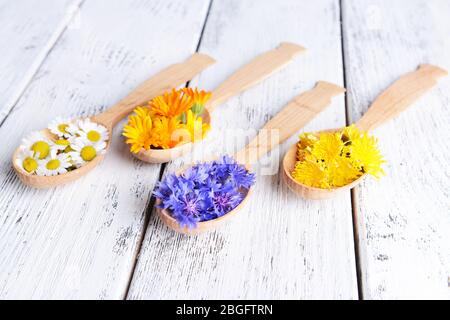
[153,174,183,205]
[153,155,256,228]
[227,163,255,189]
[212,155,256,188]
[169,190,207,228]
[182,164,209,186]
[211,181,244,217]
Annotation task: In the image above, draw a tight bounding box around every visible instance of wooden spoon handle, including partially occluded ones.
[356,64,447,132]
[234,81,345,165]
[206,42,306,113]
[92,53,215,128]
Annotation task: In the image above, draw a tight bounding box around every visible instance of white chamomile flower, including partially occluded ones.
[36,151,72,176]
[21,131,53,160]
[69,138,106,167]
[48,117,73,138]
[66,120,81,136]
[77,118,109,144]
[16,148,39,174]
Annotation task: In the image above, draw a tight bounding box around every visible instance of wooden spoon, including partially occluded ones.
[12,53,215,188]
[282,64,448,200]
[156,81,345,234]
[133,42,306,164]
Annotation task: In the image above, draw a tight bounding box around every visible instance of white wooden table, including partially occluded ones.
[0,0,449,300]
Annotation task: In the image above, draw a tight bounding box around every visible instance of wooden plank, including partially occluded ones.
[0,0,81,123]
[342,0,450,299]
[0,0,210,299]
[127,0,358,299]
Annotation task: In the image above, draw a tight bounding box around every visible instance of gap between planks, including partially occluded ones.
[0,0,85,127]
[122,0,214,300]
[339,0,363,300]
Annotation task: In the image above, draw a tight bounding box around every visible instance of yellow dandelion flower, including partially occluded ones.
[123,114,153,153]
[182,88,212,115]
[291,125,385,189]
[328,157,362,187]
[311,132,344,163]
[297,133,319,161]
[150,89,193,118]
[342,124,361,143]
[291,158,329,189]
[341,124,361,157]
[298,133,319,150]
[350,132,385,178]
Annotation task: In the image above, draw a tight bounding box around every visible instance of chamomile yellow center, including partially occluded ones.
[55,139,70,146]
[87,130,101,142]
[31,141,50,159]
[80,145,97,161]
[46,159,61,170]
[22,157,38,173]
[58,124,69,133]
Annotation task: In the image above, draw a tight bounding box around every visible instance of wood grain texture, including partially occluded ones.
[356,64,448,132]
[0,0,210,299]
[127,0,358,299]
[342,0,450,299]
[0,0,82,123]
[206,42,306,112]
[235,81,345,165]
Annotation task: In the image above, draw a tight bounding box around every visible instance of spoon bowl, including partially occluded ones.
[12,120,112,188]
[12,53,215,188]
[156,185,252,235]
[282,141,365,200]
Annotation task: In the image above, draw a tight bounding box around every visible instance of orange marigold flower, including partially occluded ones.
[123,88,213,151]
[150,89,193,118]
